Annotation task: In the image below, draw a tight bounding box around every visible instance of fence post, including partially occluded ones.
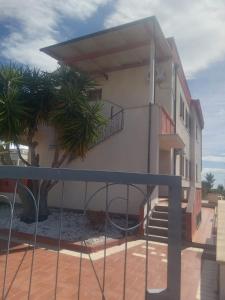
[146,180,182,300]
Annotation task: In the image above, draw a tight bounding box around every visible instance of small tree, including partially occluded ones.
[202,180,208,198]
[217,184,225,196]
[0,63,106,223]
[204,172,215,193]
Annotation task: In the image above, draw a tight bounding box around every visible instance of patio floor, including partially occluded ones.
[193,207,215,246]
[0,238,207,300]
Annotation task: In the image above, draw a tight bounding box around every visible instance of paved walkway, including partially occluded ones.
[193,207,215,245]
[0,238,208,300]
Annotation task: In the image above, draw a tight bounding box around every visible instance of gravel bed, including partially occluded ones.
[0,203,137,245]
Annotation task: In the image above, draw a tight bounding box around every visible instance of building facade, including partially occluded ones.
[40,17,204,239]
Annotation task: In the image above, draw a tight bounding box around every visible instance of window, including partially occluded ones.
[185,109,189,130]
[88,89,102,101]
[180,96,184,120]
[180,154,185,177]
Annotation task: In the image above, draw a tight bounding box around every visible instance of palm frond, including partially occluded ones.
[0,62,106,161]
[51,85,106,157]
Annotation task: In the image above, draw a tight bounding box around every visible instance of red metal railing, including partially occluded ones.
[160,107,175,135]
[0,179,28,193]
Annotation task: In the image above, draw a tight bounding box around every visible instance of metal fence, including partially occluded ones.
[0,166,182,300]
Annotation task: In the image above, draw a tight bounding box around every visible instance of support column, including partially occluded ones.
[147,38,156,175]
[148,40,155,105]
[147,39,159,174]
[147,39,159,207]
[146,181,182,300]
[147,37,159,207]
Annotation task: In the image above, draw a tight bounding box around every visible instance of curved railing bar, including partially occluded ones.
[0,195,13,228]
[27,180,42,300]
[85,183,155,232]
[2,180,18,300]
[84,183,146,212]
[0,194,13,211]
[17,181,38,215]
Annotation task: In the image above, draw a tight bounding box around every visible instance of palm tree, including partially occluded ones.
[0,63,106,223]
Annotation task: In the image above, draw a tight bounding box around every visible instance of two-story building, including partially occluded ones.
[39,16,204,241]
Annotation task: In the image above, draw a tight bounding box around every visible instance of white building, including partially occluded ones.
[40,16,204,240]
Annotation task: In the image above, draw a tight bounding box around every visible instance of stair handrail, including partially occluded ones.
[90,100,124,148]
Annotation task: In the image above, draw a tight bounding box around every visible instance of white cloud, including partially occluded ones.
[202,168,225,175]
[203,156,225,163]
[0,0,109,71]
[105,0,225,77]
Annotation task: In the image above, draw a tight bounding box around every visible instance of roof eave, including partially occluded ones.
[40,16,172,70]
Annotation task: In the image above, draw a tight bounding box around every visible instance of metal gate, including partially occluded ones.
[0,166,182,300]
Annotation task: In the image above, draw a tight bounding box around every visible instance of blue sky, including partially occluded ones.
[0,0,224,185]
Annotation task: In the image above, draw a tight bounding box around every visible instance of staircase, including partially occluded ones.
[90,100,124,148]
[146,204,187,243]
[49,100,124,151]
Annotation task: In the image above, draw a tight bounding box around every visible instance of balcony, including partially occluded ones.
[159,107,185,150]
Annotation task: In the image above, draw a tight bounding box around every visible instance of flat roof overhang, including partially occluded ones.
[41,16,172,75]
[159,134,185,151]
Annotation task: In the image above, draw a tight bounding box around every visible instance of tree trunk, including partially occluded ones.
[38,184,50,221]
[19,180,50,223]
[18,133,51,223]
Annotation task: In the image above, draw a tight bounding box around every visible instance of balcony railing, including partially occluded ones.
[48,100,124,151]
[160,107,175,135]
[90,101,124,148]
[159,106,184,150]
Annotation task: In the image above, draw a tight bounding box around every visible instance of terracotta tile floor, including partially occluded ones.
[0,239,204,300]
[193,207,215,245]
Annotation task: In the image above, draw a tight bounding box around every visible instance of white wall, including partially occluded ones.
[155,59,174,117]
[175,76,191,188]
[98,65,150,108]
[35,66,151,215]
[190,105,202,188]
[159,149,172,197]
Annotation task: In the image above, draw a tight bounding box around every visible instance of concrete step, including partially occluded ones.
[146,226,168,237]
[151,211,168,220]
[146,234,168,244]
[149,218,168,227]
[154,205,169,212]
[149,217,186,229]
[154,205,186,213]
[146,225,186,238]
[146,232,186,242]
